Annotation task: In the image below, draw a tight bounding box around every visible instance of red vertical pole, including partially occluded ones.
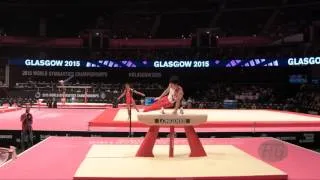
[169,126,175,157]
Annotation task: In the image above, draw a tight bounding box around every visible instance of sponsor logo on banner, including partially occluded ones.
[41,93,100,98]
[154,61,210,68]
[299,133,315,143]
[128,72,162,78]
[288,57,320,66]
[0,135,13,139]
[25,59,81,67]
[21,70,108,77]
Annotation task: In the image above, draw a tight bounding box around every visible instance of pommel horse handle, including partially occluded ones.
[136,113,207,157]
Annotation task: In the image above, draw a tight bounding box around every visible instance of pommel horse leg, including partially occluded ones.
[185,126,207,157]
[136,126,160,157]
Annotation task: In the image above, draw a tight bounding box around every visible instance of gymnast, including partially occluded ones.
[143,76,184,114]
[117,83,145,116]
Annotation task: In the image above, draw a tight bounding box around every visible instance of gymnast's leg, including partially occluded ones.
[143,96,173,112]
[126,103,131,118]
[131,98,139,112]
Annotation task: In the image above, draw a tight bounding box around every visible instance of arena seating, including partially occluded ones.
[3,79,319,114]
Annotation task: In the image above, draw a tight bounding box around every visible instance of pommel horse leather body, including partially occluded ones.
[136,112,207,157]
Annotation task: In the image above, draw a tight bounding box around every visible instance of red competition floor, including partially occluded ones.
[0,108,104,131]
[0,137,320,180]
[1,107,320,132]
[0,107,21,113]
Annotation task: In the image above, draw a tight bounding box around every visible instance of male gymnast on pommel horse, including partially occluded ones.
[138,76,207,157]
[143,76,184,114]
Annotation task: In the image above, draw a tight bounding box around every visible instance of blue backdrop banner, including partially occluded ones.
[8,57,320,69]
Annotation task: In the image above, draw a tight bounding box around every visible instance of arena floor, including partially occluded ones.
[1,107,320,132]
[0,106,21,113]
[0,108,104,131]
[0,136,319,180]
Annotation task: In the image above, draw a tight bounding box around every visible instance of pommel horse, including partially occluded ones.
[136,111,207,157]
